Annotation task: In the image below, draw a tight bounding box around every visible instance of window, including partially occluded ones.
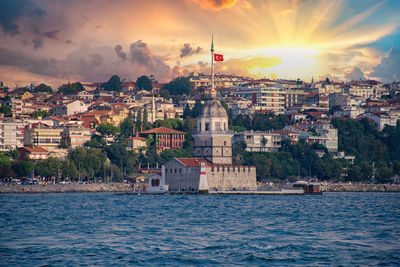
[215,122,221,130]
[224,141,227,146]
[205,122,210,131]
[198,123,201,131]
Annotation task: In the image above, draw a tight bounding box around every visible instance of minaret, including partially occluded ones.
[193,36,232,164]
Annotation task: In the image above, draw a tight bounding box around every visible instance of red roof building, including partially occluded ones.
[140,127,186,153]
[18,146,48,161]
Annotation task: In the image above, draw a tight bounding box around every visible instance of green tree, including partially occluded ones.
[62,159,78,180]
[135,109,142,130]
[33,83,53,93]
[162,77,194,96]
[31,110,50,119]
[0,106,12,117]
[159,88,170,100]
[102,75,121,91]
[85,134,106,149]
[58,82,85,95]
[120,115,134,138]
[12,160,34,178]
[35,157,61,179]
[96,123,119,137]
[136,75,153,91]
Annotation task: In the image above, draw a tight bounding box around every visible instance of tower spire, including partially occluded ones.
[210,35,216,99]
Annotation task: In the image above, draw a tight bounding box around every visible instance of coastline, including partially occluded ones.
[1,183,400,194]
[0,183,133,194]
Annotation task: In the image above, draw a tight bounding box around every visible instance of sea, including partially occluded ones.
[1,192,399,266]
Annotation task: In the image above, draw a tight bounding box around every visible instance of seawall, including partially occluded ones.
[0,183,133,194]
[1,183,400,194]
[321,183,400,192]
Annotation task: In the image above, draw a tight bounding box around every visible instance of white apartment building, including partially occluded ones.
[232,83,285,114]
[233,131,281,152]
[0,120,25,151]
[51,100,88,116]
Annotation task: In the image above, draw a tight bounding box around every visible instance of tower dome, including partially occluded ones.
[199,99,228,119]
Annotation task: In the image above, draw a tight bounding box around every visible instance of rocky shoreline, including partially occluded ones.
[1,183,400,194]
[0,183,133,194]
[321,183,400,192]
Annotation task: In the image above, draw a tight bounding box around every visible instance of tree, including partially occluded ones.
[62,159,78,180]
[0,106,12,117]
[135,109,142,130]
[136,75,153,91]
[67,147,106,180]
[12,160,34,178]
[102,75,121,91]
[120,115,134,138]
[159,88,170,100]
[162,77,194,96]
[33,83,53,93]
[58,82,84,95]
[150,74,158,83]
[31,110,50,119]
[96,123,119,137]
[85,134,106,149]
[35,157,61,179]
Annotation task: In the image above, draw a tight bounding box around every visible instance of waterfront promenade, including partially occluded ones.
[1,183,400,194]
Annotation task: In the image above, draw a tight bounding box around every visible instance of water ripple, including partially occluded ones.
[1,192,400,266]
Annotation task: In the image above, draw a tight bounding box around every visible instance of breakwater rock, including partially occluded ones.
[0,183,133,194]
[321,183,400,192]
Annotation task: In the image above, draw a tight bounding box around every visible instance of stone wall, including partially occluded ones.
[164,159,201,192]
[0,183,132,194]
[207,165,257,191]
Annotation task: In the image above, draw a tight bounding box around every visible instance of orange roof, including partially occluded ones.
[176,158,212,167]
[140,127,185,134]
[126,136,146,141]
[82,110,111,117]
[21,146,48,153]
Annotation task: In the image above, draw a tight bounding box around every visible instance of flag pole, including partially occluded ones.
[211,35,215,99]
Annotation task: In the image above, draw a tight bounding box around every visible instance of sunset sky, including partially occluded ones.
[1,0,400,87]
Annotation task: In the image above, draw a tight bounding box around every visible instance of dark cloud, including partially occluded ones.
[180,43,202,58]
[345,67,366,81]
[371,46,400,82]
[0,40,174,83]
[114,44,127,61]
[43,30,61,40]
[0,0,46,35]
[129,40,153,66]
[32,38,44,49]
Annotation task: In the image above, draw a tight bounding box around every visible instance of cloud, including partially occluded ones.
[180,43,202,58]
[114,44,127,61]
[32,38,44,49]
[0,0,46,35]
[190,0,238,10]
[43,30,61,40]
[345,67,366,81]
[371,46,400,82]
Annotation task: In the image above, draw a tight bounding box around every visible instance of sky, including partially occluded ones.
[0,0,400,88]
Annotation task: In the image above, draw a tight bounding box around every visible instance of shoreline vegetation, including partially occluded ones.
[1,183,400,194]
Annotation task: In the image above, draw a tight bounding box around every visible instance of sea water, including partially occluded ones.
[1,192,399,266]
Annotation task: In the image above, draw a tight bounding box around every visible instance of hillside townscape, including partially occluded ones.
[1,73,400,185]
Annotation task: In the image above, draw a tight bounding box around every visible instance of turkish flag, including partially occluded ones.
[214,54,223,61]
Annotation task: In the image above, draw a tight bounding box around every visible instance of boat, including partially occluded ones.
[293,181,322,195]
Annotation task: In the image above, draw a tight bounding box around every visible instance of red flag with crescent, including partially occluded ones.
[214,54,223,61]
